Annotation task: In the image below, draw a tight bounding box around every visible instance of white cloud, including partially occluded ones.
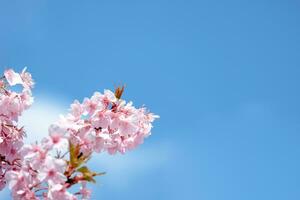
[19,95,68,143]
[91,142,173,190]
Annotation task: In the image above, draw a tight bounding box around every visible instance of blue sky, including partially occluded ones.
[1,0,300,199]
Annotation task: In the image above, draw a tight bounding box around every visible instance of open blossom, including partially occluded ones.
[37,157,66,183]
[0,140,23,163]
[4,69,24,86]
[79,182,91,200]
[46,181,77,200]
[42,124,69,150]
[0,68,158,200]
[4,68,34,90]
[0,68,35,199]
[20,68,34,90]
[51,90,159,155]
[5,169,38,200]
[21,144,47,170]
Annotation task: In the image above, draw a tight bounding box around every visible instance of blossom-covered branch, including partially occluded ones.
[0,68,158,200]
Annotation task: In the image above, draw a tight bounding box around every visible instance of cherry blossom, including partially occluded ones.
[0,68,159,200]
[37,157,66,183]
[46,180,76,200]
[4,69,23,87]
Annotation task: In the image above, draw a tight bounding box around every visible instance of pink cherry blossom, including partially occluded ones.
[0,68,158,200]
[43,124,69,150]
[79,182,91,200]
[91,110,111,129]
[20,67,34,89]
[37,157,66,183]
[21,144,47,170]
[5,169,38,200]
[4,69,23,86]
[47,181,77,200]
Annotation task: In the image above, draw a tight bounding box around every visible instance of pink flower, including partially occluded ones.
[5,169,38,200]
[21,144,47,170]
[79,182,91,200]
[20,67,34,89]
[4,68,34,90]
[0,68,159,199]
[102,89,117,107]
[92,130,111,153]
[37,157,66,183]
[12,188,37,200]
[91,110,111,129]
[4,69,23,86]
[0,80,5,88]
[43,124,68,150]
[104,90,117,102]
[47,181,77,200]
[70,100,83,119]
[111,116,138,137]
[72,125,94,156]
[0,140,23,163]
[82,92,104,115]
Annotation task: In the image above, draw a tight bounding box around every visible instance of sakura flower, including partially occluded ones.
[111,116,138,137]
[82,92,104,115]
[5,168,38,199]
[5,170,20,190]
[43,124,68,150]
[79,182,91,200]
[0,140,23,163]
[91,110,111,129]
[0,68,158,199]
[72,125,94,156]
[12,187,37,200]
[21,144,47,170]
[92,130,111,153]
[37,157,66,183]
[4,69,23,86]
[20,67,34,89]
[4,68,34,91]
[102,89,117,106]
[19,91,34,109]
[47,181,77,200]
[70,100,83,119]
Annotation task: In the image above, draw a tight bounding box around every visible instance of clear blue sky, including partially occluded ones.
[1,1,300,199]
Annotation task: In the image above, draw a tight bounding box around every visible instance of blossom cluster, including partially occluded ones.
[0,68,34,191]
[0,68,158,200]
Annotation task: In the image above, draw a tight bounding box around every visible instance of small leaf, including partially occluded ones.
[114,85,125,99]
[77,166,89,174]
[69,142,77,166]
[77,166,105,183]
[69,141,89,168]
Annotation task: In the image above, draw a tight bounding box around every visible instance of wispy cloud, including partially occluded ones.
[19,95,67,143]
[90,142,173,190]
